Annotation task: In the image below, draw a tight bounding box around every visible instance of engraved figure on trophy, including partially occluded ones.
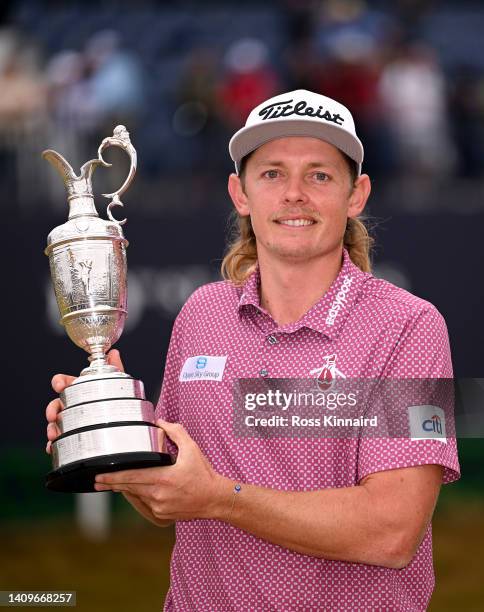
[43,125,171,492]
[77,259,93,294]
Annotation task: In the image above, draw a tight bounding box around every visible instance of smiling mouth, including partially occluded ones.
[275,218,316,227]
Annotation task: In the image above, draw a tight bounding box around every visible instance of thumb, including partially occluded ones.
[51,374,76,393]
[107,349,125,372]
[156,419,191,447]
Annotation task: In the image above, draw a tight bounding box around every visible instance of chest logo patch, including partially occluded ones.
[179,355,227,382]
[309,354,346,391]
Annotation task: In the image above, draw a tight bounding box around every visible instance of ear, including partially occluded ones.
[228,173,250,216]
[347,174,371,219]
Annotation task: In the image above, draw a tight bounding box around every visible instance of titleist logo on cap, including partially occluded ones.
[258,98,345,125]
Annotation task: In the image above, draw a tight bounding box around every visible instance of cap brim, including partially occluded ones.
[229,119,364,174]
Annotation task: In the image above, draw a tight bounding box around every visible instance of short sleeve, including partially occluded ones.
[357,305,461,484]
[154,311,185,456]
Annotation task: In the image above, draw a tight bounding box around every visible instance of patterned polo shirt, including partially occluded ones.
[155,248,460,612]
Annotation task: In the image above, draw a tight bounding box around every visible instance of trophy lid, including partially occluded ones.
[44,125,136,253]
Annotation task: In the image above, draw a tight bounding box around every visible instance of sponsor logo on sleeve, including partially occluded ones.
[408,404,447,444]
[179,355,227,382]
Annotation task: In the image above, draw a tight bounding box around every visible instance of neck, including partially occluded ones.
[258,246,344,326]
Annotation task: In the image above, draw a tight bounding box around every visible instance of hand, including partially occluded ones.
[45,349,125,454]
[94,420,227,523]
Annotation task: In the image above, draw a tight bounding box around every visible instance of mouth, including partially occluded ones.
[274,218,316,228]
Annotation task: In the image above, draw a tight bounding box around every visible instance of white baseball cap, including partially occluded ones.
[229,89,364,175]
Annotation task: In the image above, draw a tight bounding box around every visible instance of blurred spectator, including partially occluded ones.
[3,1,484,189]
[311,31,396,176]
[47,30,144,138]
[44,49,92,199]
[379,42,456,175]
[217,38,280,129]
[177,48,218,114]
[314,0,396,54]
[0,28,47,200]
[284,35,322,92]
[171,47,228,173]
[0,30,46,133]
[44,30,145,195]
[448,65,484,178]
[84,29,144,130]
[46,50,93,132]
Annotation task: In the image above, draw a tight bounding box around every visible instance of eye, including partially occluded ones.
[313,172,329,182]
[263,169,280,179]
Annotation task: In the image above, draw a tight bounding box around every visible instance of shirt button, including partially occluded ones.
[259,368,269,377]
[267,335,277,345]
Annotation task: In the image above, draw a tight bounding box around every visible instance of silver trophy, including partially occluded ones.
[44,125,171,492]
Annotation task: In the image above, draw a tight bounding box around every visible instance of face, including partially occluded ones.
[228,136,371,264]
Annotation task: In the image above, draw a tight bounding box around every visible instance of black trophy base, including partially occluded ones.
[46,451,173,493]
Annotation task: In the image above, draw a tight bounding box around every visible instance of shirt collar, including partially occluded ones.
[238,249,369,339]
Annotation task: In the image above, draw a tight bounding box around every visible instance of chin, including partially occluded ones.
[270,244,324,261]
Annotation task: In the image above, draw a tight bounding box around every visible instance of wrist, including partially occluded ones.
[207,474,237,521]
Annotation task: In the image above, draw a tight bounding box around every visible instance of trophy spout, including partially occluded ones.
[42,150,77,183]
[42,149,107,219]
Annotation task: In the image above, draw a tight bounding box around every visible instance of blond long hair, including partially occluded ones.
[221,214,373,285]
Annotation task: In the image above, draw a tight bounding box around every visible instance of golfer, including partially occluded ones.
[47,90,460,611]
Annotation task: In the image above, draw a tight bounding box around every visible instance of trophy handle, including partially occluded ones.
[97,125,137,226]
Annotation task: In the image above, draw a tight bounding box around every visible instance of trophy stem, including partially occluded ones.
[89,345,108,367]
[80,345,119,376]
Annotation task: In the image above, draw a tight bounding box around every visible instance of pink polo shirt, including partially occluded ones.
[155,248,460,612]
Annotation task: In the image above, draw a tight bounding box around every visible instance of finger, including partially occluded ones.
[51,374,76,393]
[156,420,192,447]
[46,440,52,455]
[107,349,125,373]
[94,482,157,497]
[95,466,170,486]
[46,422,61,441]
[45,398,64,422]
[123,491,154,507]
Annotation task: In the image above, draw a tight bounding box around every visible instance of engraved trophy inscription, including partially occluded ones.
[44,125,171,492]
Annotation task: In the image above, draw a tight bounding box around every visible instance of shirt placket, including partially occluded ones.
[244,309,284,379]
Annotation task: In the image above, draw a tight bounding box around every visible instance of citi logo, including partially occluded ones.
[326,275,353,326]
[423,415,443,435]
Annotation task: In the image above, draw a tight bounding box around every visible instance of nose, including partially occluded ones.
[282,174,309,206]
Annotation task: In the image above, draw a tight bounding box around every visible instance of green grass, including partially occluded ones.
[0,516,174,612]
[1,497,483,611]
[1,443,482,610]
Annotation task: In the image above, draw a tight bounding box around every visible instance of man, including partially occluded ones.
[46,90,460,611]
